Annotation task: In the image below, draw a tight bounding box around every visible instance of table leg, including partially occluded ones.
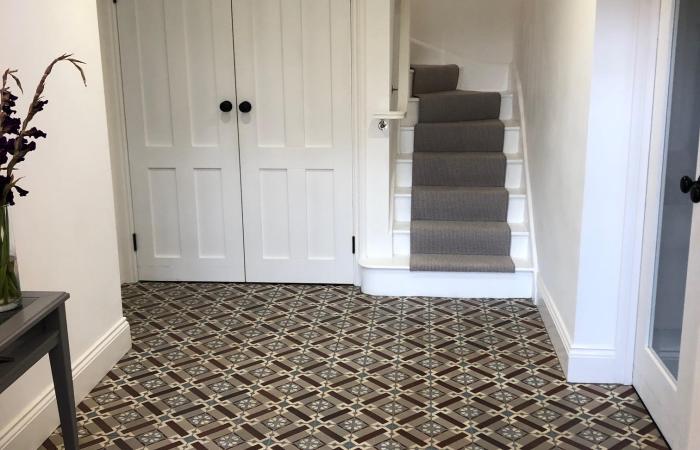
[48,304,79,450]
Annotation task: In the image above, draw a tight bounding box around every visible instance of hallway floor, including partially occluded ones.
[41,283,667,449]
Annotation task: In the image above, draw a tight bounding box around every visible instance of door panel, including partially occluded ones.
[649,0,700,377]
[233,0,354,283]
[634,0,700,447]
[117,0,245,281]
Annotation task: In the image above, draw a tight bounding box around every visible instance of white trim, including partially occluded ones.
[351,0,363,286]
[536,276,572,372]
[0,318,131,450]
[510,65,540,301]
[97,0,138,283]
[361,265,533,298]
[615,0,661,386]
[537,276,619,383]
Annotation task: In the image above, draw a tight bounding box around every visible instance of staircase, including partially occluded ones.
[410,64,514,273]
[360,64,535,298]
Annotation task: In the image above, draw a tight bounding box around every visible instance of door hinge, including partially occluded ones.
[352,236,356,254]
[132,233,138,252]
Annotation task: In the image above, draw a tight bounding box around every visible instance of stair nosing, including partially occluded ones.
[394,220,529,235]
[396,152,523,163]
[359,255,534,272]
[409,91,513,103]
[395,186,526,198]
[400,120,520,132]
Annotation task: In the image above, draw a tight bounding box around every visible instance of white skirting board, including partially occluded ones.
[0,318,131,450]
[536,277,620,383]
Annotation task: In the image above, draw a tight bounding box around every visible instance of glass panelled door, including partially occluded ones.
[649,0,700,380]
[634,0,700,447]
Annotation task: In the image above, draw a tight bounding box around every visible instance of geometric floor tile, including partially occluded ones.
[40,282,669,449]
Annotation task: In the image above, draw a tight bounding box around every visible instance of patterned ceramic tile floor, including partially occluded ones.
[41,283,668,449]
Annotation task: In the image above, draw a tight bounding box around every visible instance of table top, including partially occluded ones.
[0,292,69,352]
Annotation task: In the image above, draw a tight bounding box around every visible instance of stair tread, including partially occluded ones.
[414,120,505,153]
[411,220,512,256]
[412,152,507,188]
[410,253,515,273]
[417,90,502,123]
[397,152,523,162]
[412,220,511,230]
[411,186,509,222]
[409,91,513,101]
[359,255,534,271]
[411,64,460,95]
[413,151,506,160]
[395,186,526,197]
[413,186,508,193]
[416,89,498,97]
[403,119,520,131]
[394,220,529,234]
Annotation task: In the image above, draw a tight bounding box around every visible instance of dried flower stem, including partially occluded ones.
[2,54,86,203]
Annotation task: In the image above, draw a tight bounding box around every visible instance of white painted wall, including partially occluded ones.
[516,0,658,383]
[410,0,520,91]
[515,0,597,340]
[0,1,131,448]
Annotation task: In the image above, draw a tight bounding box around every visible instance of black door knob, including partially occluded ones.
[239,101,252,113]
[219,100,233,112]
[691,185,700,204]
[681,176,696,193]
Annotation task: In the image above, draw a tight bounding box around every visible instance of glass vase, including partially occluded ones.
[0,205,21,312]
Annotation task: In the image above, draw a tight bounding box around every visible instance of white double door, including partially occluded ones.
[634,0,700,448]
[117,0,354,283]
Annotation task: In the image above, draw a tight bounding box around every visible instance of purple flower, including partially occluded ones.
[0,55,86,206]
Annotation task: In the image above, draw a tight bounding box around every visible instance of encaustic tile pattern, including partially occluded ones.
[41,283,668,449]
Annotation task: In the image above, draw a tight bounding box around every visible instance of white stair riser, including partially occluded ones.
[361,267,533,298]
[395,159,524,190]
[401,93,513,127]
[394,194,526,224]
[399,126,520,155]
[501,94,514,121]
[392,232,530,260]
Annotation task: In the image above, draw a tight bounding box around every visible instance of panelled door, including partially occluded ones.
[232,0,354,283]
[117,0,246,281]
[117,0,354,284]
[633,0,700,447]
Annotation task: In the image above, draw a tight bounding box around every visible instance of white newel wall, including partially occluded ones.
[0,1,131,448]
[357,0,395,262]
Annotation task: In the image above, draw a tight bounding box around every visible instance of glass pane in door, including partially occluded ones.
[650,0,700,378]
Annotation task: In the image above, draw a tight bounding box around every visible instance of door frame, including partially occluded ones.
[96,0,364,285]
[96,0,138,283]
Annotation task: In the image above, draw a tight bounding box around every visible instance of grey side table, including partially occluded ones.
[0,292,78,450]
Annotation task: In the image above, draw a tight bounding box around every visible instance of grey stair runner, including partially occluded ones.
[411,221,511,255]
[411,64,459,95]
[412,187,508,222]
[409,64,515,273]
[412,152,506,187]
[411,254,515,273]
[417,90,501,123]
[414,120,504,153]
